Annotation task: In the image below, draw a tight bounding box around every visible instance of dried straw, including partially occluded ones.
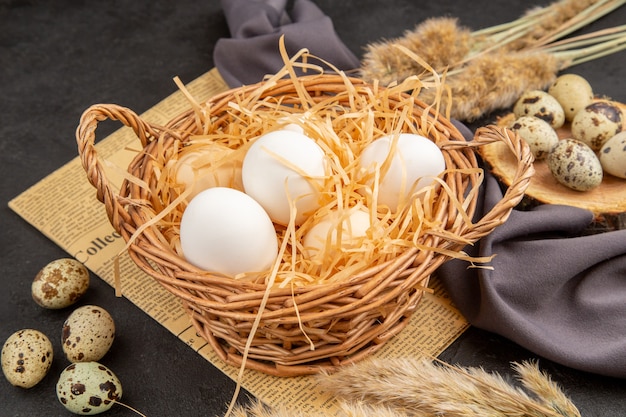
[361,17,472,85]
[317,358,580,417]
[419,51,561,122]
[230,359,580,417]
[360,0,626,121]
[144,43,486,289]
[230,401,410,417]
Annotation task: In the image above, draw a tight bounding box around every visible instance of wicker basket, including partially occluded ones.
[76,74,534,377]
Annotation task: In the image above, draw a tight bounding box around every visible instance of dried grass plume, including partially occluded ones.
[229,359,581,417]
[360,0,626,121]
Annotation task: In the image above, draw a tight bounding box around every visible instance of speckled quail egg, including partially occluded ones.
[571,101,623,151]
[509,116,559,159]
[32,258,90,309]
[56,361,122,415]
[599,131,626,179]
[547,138,603,191]
[62,305,115,363]
[547,73,594,122]
[1,329,53,388]
[513,89,565,129]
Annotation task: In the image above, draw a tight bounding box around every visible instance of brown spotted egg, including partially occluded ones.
[62,305,115,363]
[547,138,603,191]
[509,116,559,159]
[32,258,89,309]
[513,89,565,129]
[1,329,53,388]
[571,101,623,151]
[599,131,626,179]
[56,361,122,415]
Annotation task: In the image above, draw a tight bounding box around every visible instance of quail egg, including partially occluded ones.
[513,89,565,129]
[32,258,90,309]
[571,101,623,151]
[1,329,53,388]
[62,305,115,363]
[547,73,594,122]
[56,361,122,415]
[509,116,559,159]
[547,138,603,191]
[599,131,626,179]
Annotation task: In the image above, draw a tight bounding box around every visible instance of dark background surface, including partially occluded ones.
[1,1,625,416]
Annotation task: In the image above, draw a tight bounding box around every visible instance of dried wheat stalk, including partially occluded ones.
[229,359,580,417]
[360,0,626,121]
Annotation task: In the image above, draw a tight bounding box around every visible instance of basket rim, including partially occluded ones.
[75,72,534,307]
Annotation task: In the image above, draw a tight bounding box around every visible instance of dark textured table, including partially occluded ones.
[1,1,625,416]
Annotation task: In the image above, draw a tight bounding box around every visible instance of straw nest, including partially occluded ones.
[76,48,533,377]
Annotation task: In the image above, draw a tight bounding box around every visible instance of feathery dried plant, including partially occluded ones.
[360,0,626,121]
[229,359,580,417]
[230,401,410,417]
[318,358,580,417]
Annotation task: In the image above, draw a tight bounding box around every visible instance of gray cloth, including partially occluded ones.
[213,0,626,379]
[443,123,626,379]
[214,0,360,87]
[438,164,626,379]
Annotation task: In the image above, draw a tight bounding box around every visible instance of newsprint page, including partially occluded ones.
[10,68,469,416]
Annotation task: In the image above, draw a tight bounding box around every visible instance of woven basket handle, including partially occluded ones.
[76,104,160,231]
[444,124,535,242]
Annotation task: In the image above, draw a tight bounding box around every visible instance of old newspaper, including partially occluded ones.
[9,68,469,415]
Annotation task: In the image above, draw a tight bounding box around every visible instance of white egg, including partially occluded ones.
[56,362,122,415]
[241,129,327,226]
[281,122,305,134]
[1,329,53,388]
[179,187,278,277]
[62,305,115,363]
[599,131,626,179]
[174,145,242,200]
[357,133,446,212]
[302,208,372,260]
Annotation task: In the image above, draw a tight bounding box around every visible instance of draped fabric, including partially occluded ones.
[214,0,360,87]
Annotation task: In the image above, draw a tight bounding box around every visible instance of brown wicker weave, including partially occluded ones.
[76,74,534,377]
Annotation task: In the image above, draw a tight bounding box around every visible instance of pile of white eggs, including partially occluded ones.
[509,73,625,191]
[177,125,446,278]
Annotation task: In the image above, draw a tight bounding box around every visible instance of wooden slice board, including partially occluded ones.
[480,108,626,231]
